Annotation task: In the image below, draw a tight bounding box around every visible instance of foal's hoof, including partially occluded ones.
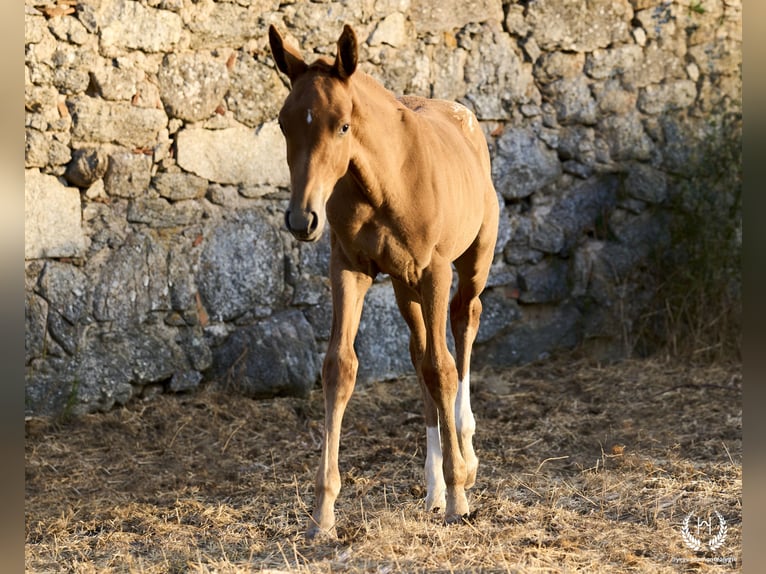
[305,523,337,542]
[445,509,478,525]
[445,513,471,525]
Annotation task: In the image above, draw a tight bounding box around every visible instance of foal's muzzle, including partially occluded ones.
[285,208,320,242]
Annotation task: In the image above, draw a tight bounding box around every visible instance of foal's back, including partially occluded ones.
[391,94,496,261]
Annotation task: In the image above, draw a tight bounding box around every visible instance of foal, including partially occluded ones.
[269,25,499,538]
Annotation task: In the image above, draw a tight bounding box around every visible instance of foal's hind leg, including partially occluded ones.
[393,280,446,512]
[419,255,470,522]
[449,286,481,489]
[451,227,497,489]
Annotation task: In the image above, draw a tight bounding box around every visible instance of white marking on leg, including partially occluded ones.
[425,425,446,511]
[306,109,313,124]
[455,372,478,487]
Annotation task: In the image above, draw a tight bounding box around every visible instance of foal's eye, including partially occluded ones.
[339,123,350,135]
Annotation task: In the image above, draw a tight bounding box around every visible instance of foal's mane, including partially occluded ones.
[302,57,400,107]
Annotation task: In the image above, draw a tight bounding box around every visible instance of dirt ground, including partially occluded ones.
[25,356,742,573]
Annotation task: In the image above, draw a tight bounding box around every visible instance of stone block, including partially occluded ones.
[158,52,230,122]
[368,13,409,47]
[25,170,85,259]
[225,54,288,128]
[65,147,109,188]
[151,172,208,201]
[356,282,412,384]
[68,96,167,149]
[637,80,697,115]
[209,310,320,398]
[526,0,633,51]
[196,209,284,322]
[411,0,503,34]
[99,0,183,55]
[176,123,289,187]
[474,302,582,367]
[492,128,561,199]
[103,150,152,198]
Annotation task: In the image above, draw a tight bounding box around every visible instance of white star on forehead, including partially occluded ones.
[306,109,312,124]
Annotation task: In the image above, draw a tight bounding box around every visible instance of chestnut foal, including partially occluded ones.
[269,24,499,538]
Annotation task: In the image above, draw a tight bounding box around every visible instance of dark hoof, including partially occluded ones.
[305,524,336,542]
[445,510,478,525]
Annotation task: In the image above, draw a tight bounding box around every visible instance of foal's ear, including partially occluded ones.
[268,25,307,83]
[334,24,358,80]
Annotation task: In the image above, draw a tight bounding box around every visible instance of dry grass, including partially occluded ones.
[26,356,742,573]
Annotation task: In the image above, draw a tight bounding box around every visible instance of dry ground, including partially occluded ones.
[25,356,742,573]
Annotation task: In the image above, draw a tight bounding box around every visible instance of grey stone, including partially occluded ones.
[518,257,570,304]
[624,162,668,204]
[597,113,653,162]
[545,76,598,125]
[368,12,409,47]
[178,326,212,372]
[99,0,183,55]
[158,52,230,122]
[492,128,562,199]
[298,229,332,277]
[151,171,208,201]
[169,370,203,392]
[474,302,582,367]
[356,282,412,384]
[71,323,186,414]
[90,60,141,102]
[529,175,619,255]
[462,21,531,119]
[48,14,89,45]
[37,261,90,325]
[103,150,152,198]
[184,0,271,49]
[585,45,643,80]
[476,287,521,344]
[25,169,86,259]
[637,80,697,115]
[25,358,79,417]
[127,198,204,228]
[209,310,319,398]
[526,0,633,52]
[535,51,585,83]
[196,210,284,322]
[282,2,370,49]
[25,276,49,365]
[21,0,743,418]
[410,0,503,34]
[68,96,167,149]
[225,54,288,128]
[592,79,638,115]
[65,148,109,188]
[175,123,289,187]
[25,129,51,169]
[91,231,170,324]
[168,239,197,314]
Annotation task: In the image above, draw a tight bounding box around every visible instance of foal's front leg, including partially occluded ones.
[308,252,372,539]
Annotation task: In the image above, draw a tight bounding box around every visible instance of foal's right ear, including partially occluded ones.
[268,25,307,84]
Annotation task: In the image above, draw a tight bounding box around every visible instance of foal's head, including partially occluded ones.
[269,25,359,242]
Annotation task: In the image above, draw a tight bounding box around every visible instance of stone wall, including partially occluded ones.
[25,0,742,416]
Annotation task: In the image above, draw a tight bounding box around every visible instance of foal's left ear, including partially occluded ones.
[334,24,358,80]
[269,25,307,84]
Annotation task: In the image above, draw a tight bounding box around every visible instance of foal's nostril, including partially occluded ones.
[308,211,319,234]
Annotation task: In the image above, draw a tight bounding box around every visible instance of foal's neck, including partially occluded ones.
[347,73,410,207]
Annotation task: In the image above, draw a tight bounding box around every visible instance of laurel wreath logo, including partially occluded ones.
[681,510,728,552]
